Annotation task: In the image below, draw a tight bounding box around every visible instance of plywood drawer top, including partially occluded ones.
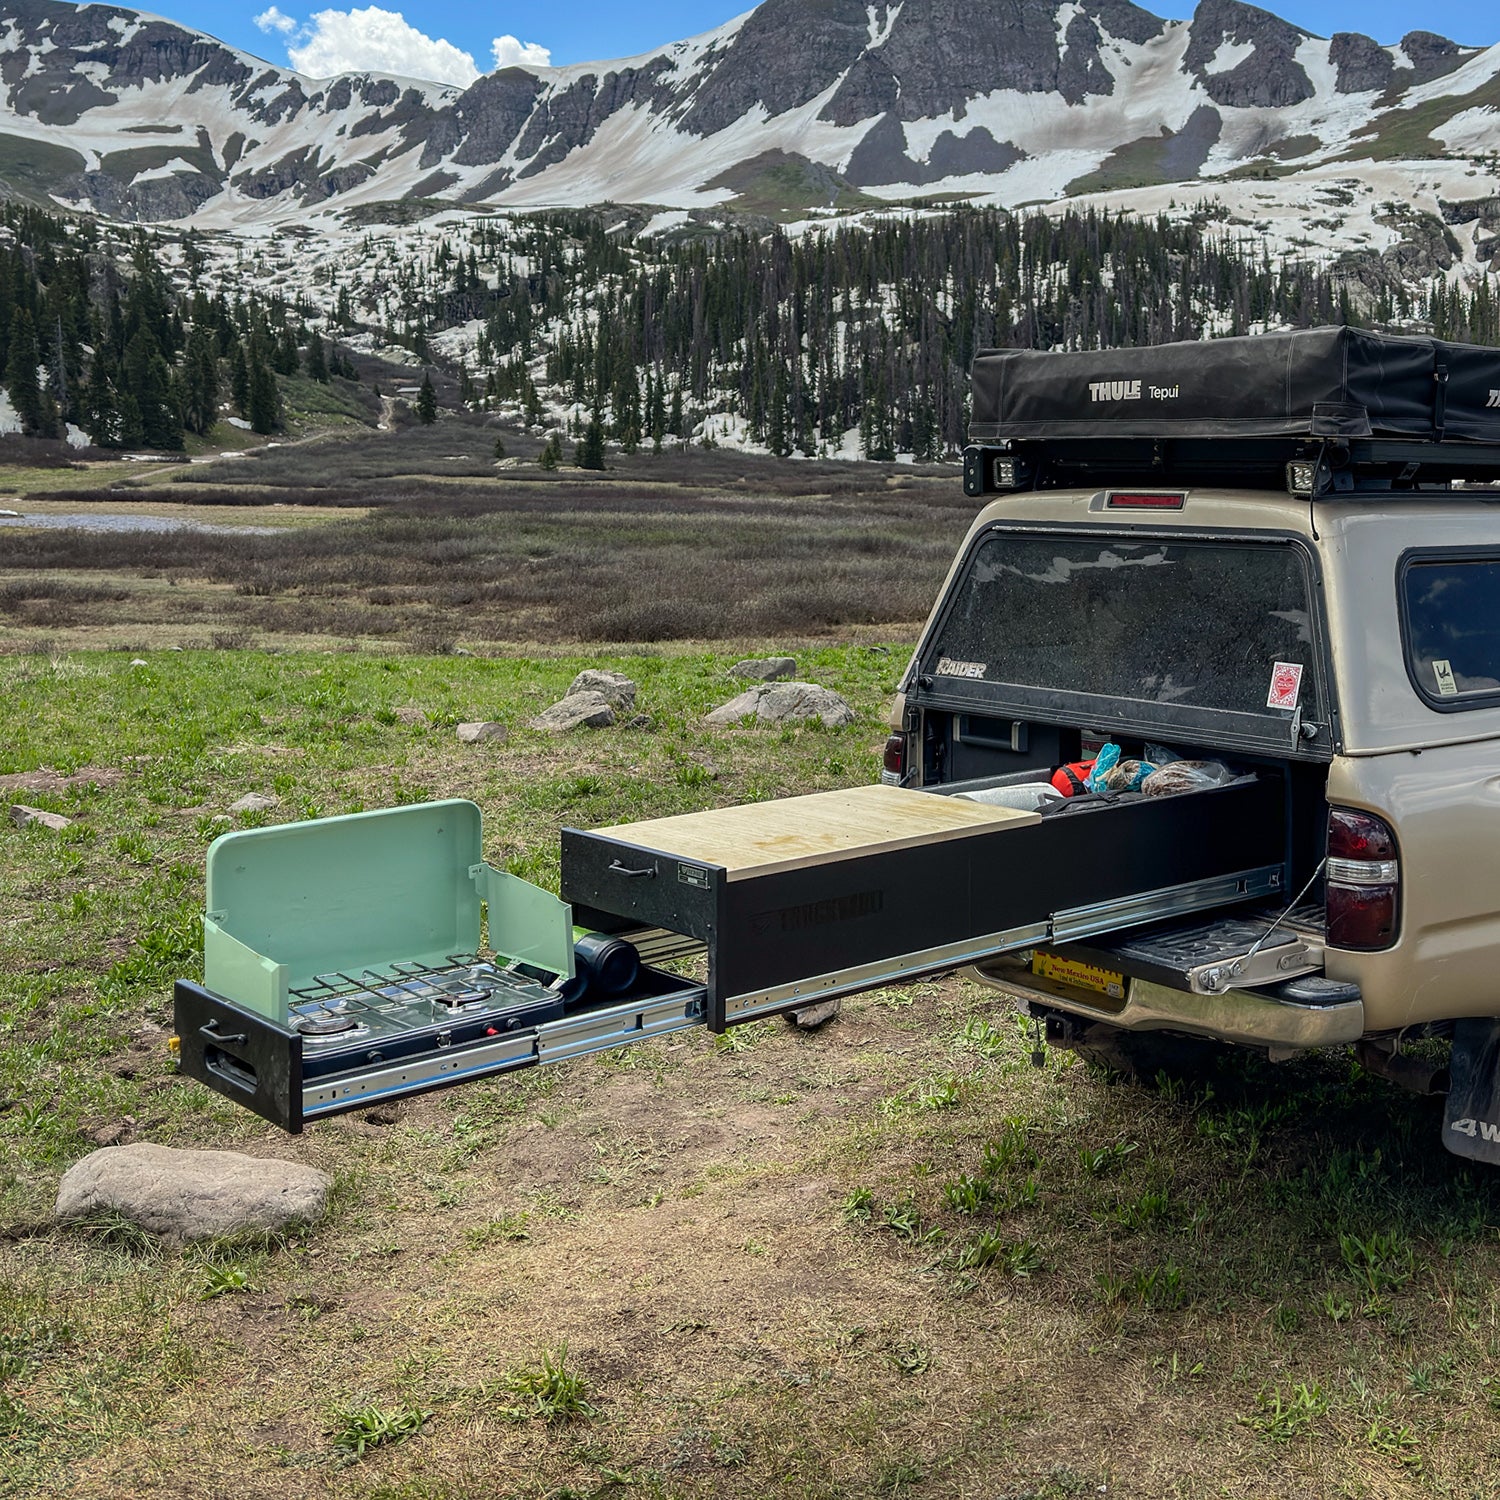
[589,784,1041,881]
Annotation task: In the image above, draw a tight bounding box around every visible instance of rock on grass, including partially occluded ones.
[229,793,280,815]
[10,804,72,830]
[531,691,616,732]
[567,669,637,707]
[55,1143,330,1246]
[730,657,797,681]
[456,720,508,745]
[705,682,854,728]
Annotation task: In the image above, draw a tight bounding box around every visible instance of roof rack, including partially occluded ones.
[962,436,1500,500]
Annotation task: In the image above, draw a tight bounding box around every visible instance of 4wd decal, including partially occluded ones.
[935,657,987,679]
[1451,1117,1500,1143]
[1488,390,1500,409]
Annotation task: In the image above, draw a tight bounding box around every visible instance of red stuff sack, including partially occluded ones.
[1050,760,1094,797]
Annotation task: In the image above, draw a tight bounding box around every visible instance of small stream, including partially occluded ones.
[0,512,287,535]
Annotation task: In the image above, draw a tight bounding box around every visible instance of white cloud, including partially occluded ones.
[285,7,481,86]
[491,34,551,70]
[253,6,299,36]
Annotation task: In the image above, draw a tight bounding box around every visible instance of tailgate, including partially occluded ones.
[562,780,1287,1030]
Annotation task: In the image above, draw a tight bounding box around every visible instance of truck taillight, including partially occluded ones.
[1326,807,1400,951]
[881,732,908,786]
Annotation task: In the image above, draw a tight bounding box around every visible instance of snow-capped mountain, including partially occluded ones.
[0,0,1497,243]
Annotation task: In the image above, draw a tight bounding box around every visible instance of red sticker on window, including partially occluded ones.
[1267,661,1303,710]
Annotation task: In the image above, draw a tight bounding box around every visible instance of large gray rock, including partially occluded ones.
[10,804,72,831]
[706,682,855,729]
[567,669,637,707]
[531,691,616,732]
[730,656,797,682]
[456,720,508,745]
[55,1143,330,1245]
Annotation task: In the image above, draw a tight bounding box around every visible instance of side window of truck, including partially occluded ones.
[1401,553,1500,709]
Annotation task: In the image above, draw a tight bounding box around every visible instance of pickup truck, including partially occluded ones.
[175,327,1500,1164]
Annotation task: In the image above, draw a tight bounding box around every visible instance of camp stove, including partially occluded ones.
[173,801,706,1131]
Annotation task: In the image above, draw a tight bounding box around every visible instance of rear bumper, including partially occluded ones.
[969,958,1364,1050]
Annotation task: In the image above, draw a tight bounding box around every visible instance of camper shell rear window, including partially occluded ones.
[1400,551,1500,712]
[918,527,1327,754]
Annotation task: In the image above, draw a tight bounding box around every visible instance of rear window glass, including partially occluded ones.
[928,533,1316,716]
[1403,556,1500,707]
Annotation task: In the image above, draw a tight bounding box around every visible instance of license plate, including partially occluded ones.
[1032,952,1125,1000]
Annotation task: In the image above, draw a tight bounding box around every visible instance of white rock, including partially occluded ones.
[456,720,508,745]
[567,669,637,707]
[531,692,616,732]
[731,657,797,682]
[10,804,72,831]
[129,658,148,667]
[229,793,280,815]
[55,1143,330,1245]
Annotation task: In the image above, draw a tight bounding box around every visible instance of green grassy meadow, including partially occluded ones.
[3,646,1500,1498]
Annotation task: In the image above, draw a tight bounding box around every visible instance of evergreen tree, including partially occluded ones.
[575,417,606,470]
[229,340,250,415]
[538,433,562,470]
[416,370,438,424]
[5,307,41,433]
[84,346,123,448]
[304,332,329,383]
[273,323,300,376]
[123,325,181,450]
[183,325,220,435]
[247,346,279,435]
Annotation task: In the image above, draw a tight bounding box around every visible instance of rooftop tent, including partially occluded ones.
[969,327,1500,445]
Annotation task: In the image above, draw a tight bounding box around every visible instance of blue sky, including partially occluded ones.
[181,1,1498,85]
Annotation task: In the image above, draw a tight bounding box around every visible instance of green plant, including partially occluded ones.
[496,1345,596,1423]
[328,1400,429,1458]
[1321,1291,1354,1323]
[199,1263,252,1300]
[465,1211,531,1246]
[880,1198,922,1240]
[917,1076,961,1110]
[1245,1381,1329,1442]
[840,1187,874,1222]
[1340,1230,1415,1294]
[955,1016,1007,1057]
[887,1340,931,1376]
[1079,1140,1138,1177]
[941,1174,991,1214]
[1115,1188,1170,1231]
[1366,1418,1421,1466]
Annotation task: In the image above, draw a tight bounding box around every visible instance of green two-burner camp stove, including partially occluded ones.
[172,800,707,1131]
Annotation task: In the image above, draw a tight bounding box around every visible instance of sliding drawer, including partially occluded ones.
[562,780,1287,1031]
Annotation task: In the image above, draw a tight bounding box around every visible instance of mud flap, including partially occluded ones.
[1442,1018,1500,1164]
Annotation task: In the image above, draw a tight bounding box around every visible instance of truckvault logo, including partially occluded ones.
[1488,390,1500,408]
[755,890,885,936]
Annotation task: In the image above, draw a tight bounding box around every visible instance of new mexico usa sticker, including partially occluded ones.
[1267,661,1303,710]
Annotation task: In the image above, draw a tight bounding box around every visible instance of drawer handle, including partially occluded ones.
[200,1018,249,1045]
[609,860,658,879]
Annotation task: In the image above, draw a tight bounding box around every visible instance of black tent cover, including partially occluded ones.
[969,327,1500,444]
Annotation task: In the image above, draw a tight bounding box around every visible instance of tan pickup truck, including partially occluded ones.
[176,327,1500,1164]
[879,327,1500,1162]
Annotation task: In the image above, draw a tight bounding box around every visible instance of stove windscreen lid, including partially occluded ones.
[201,800,574,1020]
